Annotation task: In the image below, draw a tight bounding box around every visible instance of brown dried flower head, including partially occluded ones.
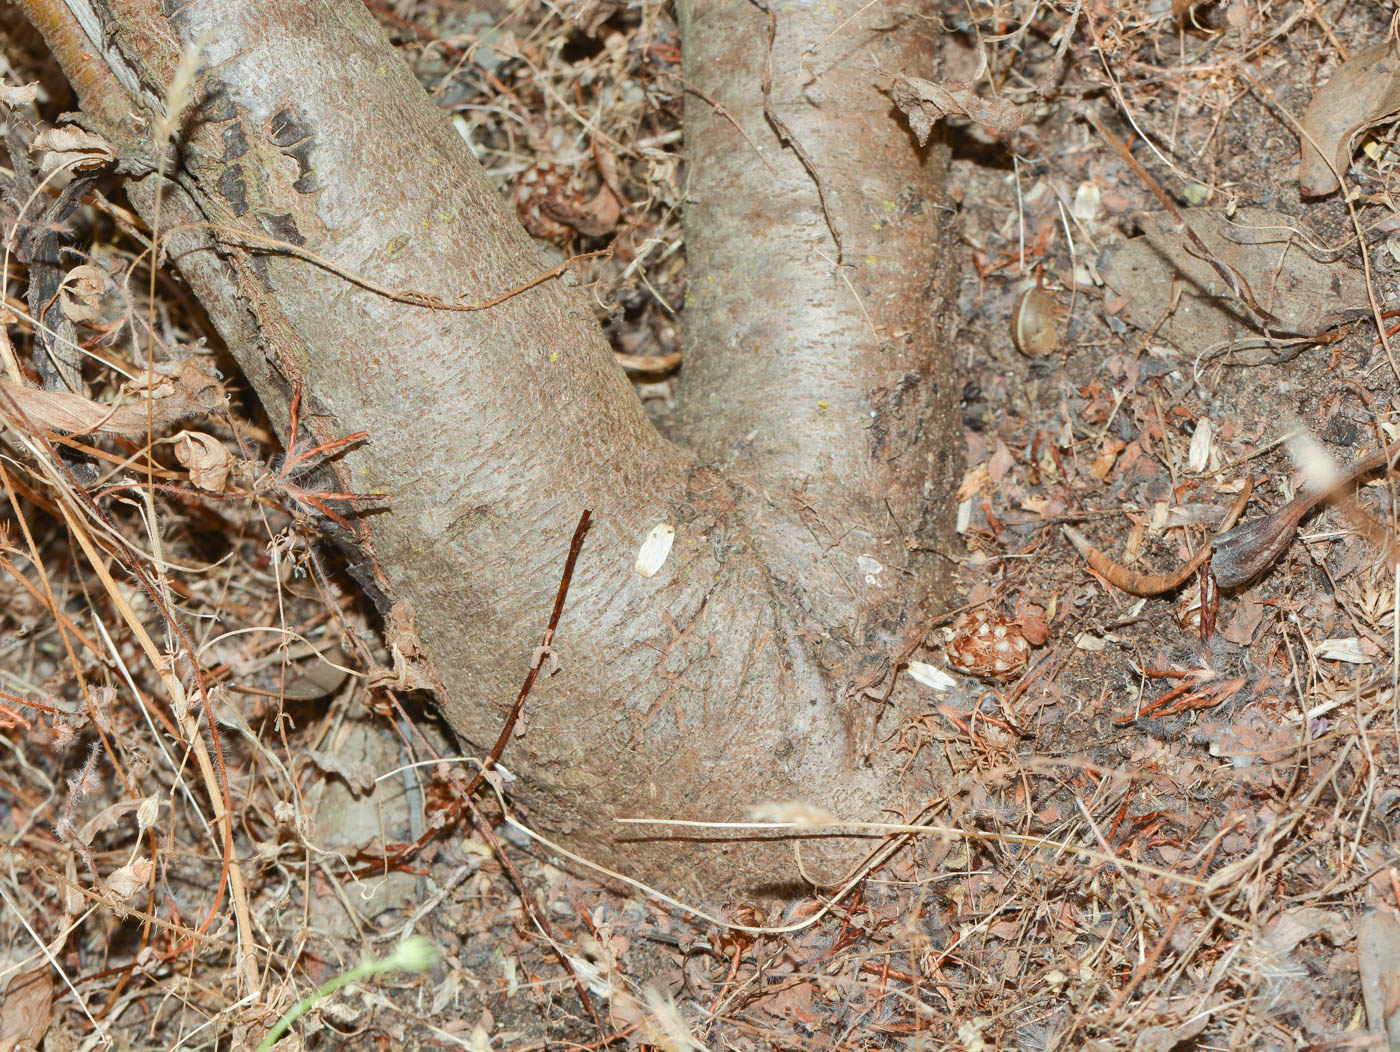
[512,160,621,244]
[945,610,1031,681]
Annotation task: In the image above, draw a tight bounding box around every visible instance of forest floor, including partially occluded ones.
[2,1,1399,1050]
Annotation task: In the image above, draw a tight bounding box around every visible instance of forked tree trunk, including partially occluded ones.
[20,0,956,896]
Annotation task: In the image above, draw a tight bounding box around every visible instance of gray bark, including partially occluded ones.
[20,0,956,897]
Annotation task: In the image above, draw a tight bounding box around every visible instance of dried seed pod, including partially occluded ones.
[512,160,621,244]
[945,610,1032,682]
[1013,286,1059,357]
[512,162,576,243]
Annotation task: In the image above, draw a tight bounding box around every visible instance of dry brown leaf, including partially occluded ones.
[79,795,142,843]
[566,0,623,36]
[1299,41,1400,196]
[1016,601,1049,646]
[174,430,231,492]
[0,968,52,1052]
[58,263,109,324]
[1099,207,1369,349]
[1358,909,1400,1048]
[1134,1014,1210,1052]
[1221,591,1264,646]
[546,183,621,237]
[105,858,154,901]
[303,749,377,797]
[0,81,40,108]
[891,76,1025,146]
[0,357,224,436]
[33,123,116,174]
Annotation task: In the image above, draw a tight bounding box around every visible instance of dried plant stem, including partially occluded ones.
[1063,481,1254,596]
[54,489,258,990]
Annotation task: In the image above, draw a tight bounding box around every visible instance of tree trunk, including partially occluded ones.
[20,0,956,897]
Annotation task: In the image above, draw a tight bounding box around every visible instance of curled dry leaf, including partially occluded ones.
[0,357,224,436]
[105,857,154,901]
[944,609,1032,682]
[58,263,109,323]
[173,430,231,492]
[1299,41,1400,197]
[33,123,116,174]
[1212,444,1400,588]
[0,80,40,107]
[1016,603,1049,646]
[891,76,1025,146]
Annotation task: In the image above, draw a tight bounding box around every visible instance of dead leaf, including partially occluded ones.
[1099,207,1370,350]
[0,357,224,436]
[33,124,116,174]
[1016,601,1049,646]
[105,858,154,900]
[58,263,109,324]
[1133,1014,1210,1052]
[544,183,621,238]
[79,796,143,843]
[890,76,1025,145]
[1316,637,1370,664]
[1299,41,1400,197]
[174,430,232,492]
[0,81,40,108]
[1257,907,1349,956]
[0,968,52,1052]
[565,0,622,36]
[987,439,1015,482]
[1221,591,1264,646]
[1358,909,1400,1049]
[1090,438,1125,481]
[303,749,377,797]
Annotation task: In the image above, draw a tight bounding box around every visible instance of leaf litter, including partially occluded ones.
[4,1,1400,1051]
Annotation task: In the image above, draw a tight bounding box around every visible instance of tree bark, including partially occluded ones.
[19,0,956,897]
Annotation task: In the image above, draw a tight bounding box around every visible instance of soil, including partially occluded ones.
[3,2,1398,1050]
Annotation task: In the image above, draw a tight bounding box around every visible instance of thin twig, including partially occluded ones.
[750,0,843,263]
[461,508,592,798]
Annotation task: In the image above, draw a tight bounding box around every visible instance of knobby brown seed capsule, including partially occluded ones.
[945,610,1032,681]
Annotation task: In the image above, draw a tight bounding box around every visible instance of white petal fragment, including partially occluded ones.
[908,661,958,692]
[1188,417,1212,473]
[634,523,675,578]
